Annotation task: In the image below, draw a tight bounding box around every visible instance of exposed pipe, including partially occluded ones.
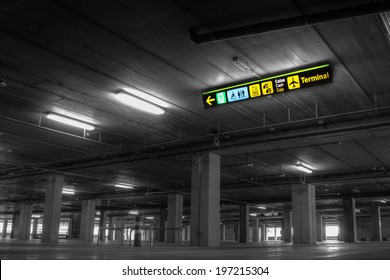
[190,1,390,44]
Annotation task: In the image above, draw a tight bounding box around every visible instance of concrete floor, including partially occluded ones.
[1,239,390,260]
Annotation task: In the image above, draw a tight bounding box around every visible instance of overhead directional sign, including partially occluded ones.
[202,64,332,109]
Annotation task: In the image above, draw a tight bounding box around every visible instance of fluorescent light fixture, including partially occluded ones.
[295,162,315,173]
[115,91,165,115]
[250,213,257,217]
[257,206,266,210]
[232,57,249,72]
[62,187,75,195]
[295,164,313,173]
[46,113,95,130]
[129,210,139,215]
[122,88,169,108]
[115,183,135,189]
[145,216,154,220]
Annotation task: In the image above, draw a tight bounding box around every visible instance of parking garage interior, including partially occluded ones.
[1,0,390,261]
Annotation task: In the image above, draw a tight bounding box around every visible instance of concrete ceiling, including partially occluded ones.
[1,0,390,220]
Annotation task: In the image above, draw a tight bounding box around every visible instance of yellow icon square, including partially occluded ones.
[287,75,300,90]
[249,84,261,98]
[261,81,274,95]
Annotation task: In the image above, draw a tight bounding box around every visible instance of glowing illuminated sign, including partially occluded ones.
[202,64,332,108]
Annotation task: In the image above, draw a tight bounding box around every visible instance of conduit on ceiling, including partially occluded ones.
[190,1,390,44]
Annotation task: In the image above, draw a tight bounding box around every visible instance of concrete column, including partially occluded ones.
[79,199,96,241]
[159,208,166,242]
[113,218,122,241]
[31,218,38,237]
[190,152,220,247]
[69,213,81,238]
[108,217,114,240]
[239,204,249,243]
[317,215,323,242]
[234,222,240,241]
[252,218,259,242]
[42,174,64,243]
[10,205,20,239]
[322,222,327,241]
[220,224,226,241]
[371,206,382,241]
[338,218,344,241]
[292,183,317,244]
[260,224,266,241]
[2,219,8,238]
[17,204,33,240]
[184,225,190,242]
[283,210,292,242]
[343,197,357,242]
[167,193,183,243]
[134,215,143,247]
[99,210,108,241]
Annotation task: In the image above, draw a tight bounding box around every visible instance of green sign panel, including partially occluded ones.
[202,64,332,109]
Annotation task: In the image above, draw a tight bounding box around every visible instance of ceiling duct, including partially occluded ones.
[190,1,390,44]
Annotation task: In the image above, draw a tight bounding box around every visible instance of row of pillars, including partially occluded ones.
[3,152,385,245]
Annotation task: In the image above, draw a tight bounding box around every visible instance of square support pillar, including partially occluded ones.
[17,204,33,240]
[159,208,167,242]
[234,222,240,241]
[371,206,382,241]
[252,218,259,242]
[80,200,96,241]
[342,197,357,242]
[292,183,317,244]
[99,210,108,241]
[31,218,38,237]
[114,218,123,241]
[260,224,266,241]
[11,205,20,239]
[317,215,324,242]
[108,217,114,240]
[239,204,249,243]
[167,193,183,243]
[283,210,292,242]
[190,152,220,247]
[220,224,226,241]
[42,174,64,243]
[2,219,8,238]
[69,213,81,238]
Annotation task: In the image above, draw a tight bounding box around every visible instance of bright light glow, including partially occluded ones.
[115,183,135,189]
[46,113,95,130]
[250,213,257,217]
[122,88,169,108]
[257,206,266,210]
[145,216,154,220]
[295,164,313,173]
[62,188,75,195]
[129,210,139,215]
[298,161,317,170]
[115,92,165,115]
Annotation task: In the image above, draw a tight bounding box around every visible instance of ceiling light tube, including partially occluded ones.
[115,92,165,115]
[115,183,135,189]
[122,88,169,108]
[232,57,249,71]
[62,189,75,195]
[46,113,95,130]
[295,164,313,174]
[129,210,139,215]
